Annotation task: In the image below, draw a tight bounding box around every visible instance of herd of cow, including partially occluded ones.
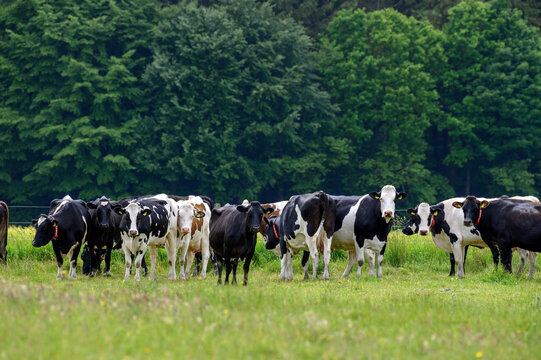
[1,185,540,284]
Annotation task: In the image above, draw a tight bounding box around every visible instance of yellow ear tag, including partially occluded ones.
[433,210,438,216]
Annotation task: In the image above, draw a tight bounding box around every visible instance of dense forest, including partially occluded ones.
[1,0,540,208]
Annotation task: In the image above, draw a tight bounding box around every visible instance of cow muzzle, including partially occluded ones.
[419,230,428,236]
[129,230,139,237]
[463,220,473,227]
[251,226,260,233]
[383,210,394,219]
[181,227,190,234]
[99,223,109,230]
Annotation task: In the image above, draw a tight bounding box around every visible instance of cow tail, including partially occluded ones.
[314,191,336,253]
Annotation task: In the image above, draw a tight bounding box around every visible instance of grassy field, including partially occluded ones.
[1,226,540,359]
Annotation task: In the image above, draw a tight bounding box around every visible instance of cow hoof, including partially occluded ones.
[168,276,176,281]
[103,271,112,277]
[69,275,77,280]
[123,276,130,281]
[57,275,65,280]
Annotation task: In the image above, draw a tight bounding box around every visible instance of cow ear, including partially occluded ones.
[236,205,249,213]
[396,192,407,200]
[452,202,463,209]
[32,219,38,226]
[264,207,274,215]
[113,206,125,215]
[141,209,150,217]
[194,211,205,218]
[406,208,416,216]
[86,202,98,209]
[480,200,489,209]
[369,192,381,200]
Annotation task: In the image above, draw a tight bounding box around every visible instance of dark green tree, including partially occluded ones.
[320,8,448,203]
[140,0,342,203]
[0,0,160,203]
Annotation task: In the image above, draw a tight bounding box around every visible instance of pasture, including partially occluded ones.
[1,226,540,359]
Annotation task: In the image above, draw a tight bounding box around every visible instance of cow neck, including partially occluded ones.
[475,209,482,226]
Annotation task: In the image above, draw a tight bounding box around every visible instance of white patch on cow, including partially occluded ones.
[379,185,398,222]
[125,203,142,236]
[416,202,431,234]
[100,201,108,206]
[37,215,47,227]
[52,196,72,216]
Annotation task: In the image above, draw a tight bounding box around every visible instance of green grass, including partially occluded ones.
[1,226,540,359]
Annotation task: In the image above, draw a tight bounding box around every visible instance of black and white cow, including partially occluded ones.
[404,196,538,278]
[265,191,336,281]
[0,201,8,264]
[452,196,541,274]
[330,185,406,278]
[114,194,178,281]
[210,201,273,285]
[32,195,92,280]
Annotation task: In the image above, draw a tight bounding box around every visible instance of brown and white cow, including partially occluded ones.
[176,196,212,279]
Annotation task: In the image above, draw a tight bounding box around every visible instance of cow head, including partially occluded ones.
[87,196,117,230]
[236,201,273,233]
[114,201,159,238]
[177,201,206,235]
[264,216,280,249]
[32,214,58,247]
[369,185,407,222]
[452,196,488,227]
[402,202,435,236]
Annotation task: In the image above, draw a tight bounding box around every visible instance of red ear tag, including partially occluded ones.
[53,225,59,239]
[272,222,280,239]
[430,216,435,228]
[475,209,482,225]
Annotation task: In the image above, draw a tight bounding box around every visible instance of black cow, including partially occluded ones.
[265,191,336,281]
[32,195,93,280]
[329,185,406,278]
[0,201,8,264]
[210,201,273,285]
[452,196,541,273]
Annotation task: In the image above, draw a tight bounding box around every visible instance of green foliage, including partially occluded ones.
[0,0,159,203]
[140,0,339,202]
[319,8,446,202]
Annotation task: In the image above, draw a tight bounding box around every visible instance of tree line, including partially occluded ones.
[1,0,540,208]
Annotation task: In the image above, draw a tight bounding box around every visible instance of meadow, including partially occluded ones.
[1,226,540,359]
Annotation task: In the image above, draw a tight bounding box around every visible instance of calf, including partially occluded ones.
[176,196,211,279]
[210,201,273,285]
[265,191,336,281]
[0,201,8,264]
[114,194,178,281]
[32,195,92,280]
[330,185,407,278]
[452,196,541,274]
[404,196,538,278]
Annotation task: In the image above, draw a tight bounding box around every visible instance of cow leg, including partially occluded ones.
[279,252,288,281]
[451,242,464,278]
[449,253,456,276]
[528,252,537,278]
[134,245,146,282]
[377,252,384,279]
[103,243,113,277]
[216,257,223,285]
[462,245,469,275]
[232,258,239,285]
[185,251,195,280]
[516,248,527,275]
[165,236,177,281]
[354,237,366,270]
[141,254,148,277]
[177,235,190,280]
[301,251,310,280]
[286,251,295,281]
[489,245,499,269]
[322,236,332,280]
[365,248,376,277]
[224,257,232,284]
[243,253,253,286]
[305,237,319,280]
[200,236,210,279]
[148,245,158,281]
[500,244,513,273]
[342,250,356,278]
[67,242,81,280]
[192,253,201,277]
[53,243,65,280]
[123,246,132,281]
